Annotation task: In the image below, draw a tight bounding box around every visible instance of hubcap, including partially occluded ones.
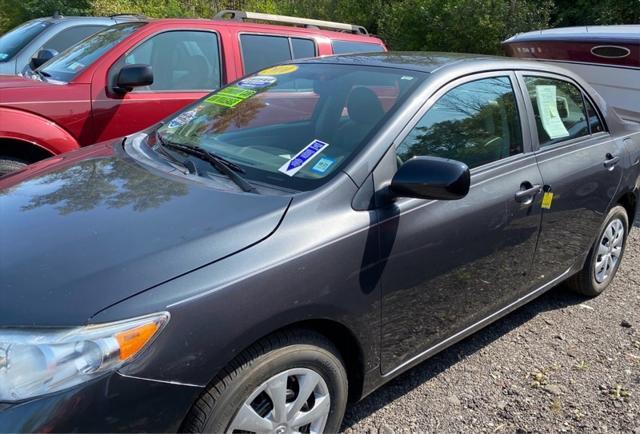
[227,368,330,434]
[594,218,625,284]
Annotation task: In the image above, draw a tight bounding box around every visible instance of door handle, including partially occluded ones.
[604,153,620,169]
[515,183,542,204]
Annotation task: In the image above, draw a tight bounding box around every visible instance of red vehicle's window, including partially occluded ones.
[156,63,427,191]
[118,30,221,91]
[331,40,385,54]
[240,34,316,75]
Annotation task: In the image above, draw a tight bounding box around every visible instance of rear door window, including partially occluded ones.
[240,35,317,75]
[585,97,605,134]
[523,76,591,147]
[240,34,292,75]
[331,40,384,54]
[291,38,315,59]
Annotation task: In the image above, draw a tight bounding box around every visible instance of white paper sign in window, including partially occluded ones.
[535,85,570,140]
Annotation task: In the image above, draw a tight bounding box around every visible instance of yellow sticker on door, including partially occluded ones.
[542,192,554,209]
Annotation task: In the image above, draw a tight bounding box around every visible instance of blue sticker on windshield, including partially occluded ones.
[237,75,277,89]
[278,140,330,177]
[167,109,198,129]
[311,157,335,174]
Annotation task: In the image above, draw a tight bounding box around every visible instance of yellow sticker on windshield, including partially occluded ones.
[258,65,298,76]
[542,192,554,209]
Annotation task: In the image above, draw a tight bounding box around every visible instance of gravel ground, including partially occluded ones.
[342,217,640,433]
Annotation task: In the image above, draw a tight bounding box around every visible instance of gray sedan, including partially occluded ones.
[0,53,639,433]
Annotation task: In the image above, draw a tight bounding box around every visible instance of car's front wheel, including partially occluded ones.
[181,329,348,434]
[567,205,629,297]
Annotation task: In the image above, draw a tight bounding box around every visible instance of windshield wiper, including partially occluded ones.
[157,134,258,194]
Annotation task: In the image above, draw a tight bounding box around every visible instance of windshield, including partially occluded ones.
[0,20,51,62]
[156,63,427,191]
[40,22,145,82]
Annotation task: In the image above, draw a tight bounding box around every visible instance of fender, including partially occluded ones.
[0,107,80,155]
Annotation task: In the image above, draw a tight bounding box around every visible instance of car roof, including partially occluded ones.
[505,25,640,44]
[292,51,565,74]
[34,15,142,25]
[139,18,385,42]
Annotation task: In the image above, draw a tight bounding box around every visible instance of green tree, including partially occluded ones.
[378,0,553,54]
[552,0,640,26]
[0,0,91,33]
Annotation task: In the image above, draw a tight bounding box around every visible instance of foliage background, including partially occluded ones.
[0,0,638,53]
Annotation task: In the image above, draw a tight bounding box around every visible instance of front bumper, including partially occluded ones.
[0,372,203,433]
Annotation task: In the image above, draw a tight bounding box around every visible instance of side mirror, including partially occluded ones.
[30,48,58,70]
[390,156,470,200]
[114,64,153,93]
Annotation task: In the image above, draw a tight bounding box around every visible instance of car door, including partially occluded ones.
[375,73,544,374]
[516,72,625,284]
[91,29,223,143]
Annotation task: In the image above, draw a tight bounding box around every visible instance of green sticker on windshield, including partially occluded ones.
[206,94,243,108]
[218,86,256,99]
[205,86,256,108]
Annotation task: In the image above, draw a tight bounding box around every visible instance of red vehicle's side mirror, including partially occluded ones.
[114,64,153,94]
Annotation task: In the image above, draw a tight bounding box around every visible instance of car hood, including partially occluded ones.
[0,74,51,89]
[0,142,291,326]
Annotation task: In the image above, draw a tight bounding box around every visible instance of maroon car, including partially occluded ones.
[503,25,640,124]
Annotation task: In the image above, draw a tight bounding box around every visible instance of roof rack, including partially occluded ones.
[214,10,369,35]
[109,13,147,19]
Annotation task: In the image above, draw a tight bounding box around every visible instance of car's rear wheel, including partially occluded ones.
[180,329,348,434]
[0,157,28,176]
[567,205,629,297]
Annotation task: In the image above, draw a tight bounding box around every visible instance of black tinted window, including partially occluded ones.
[331,40,384,54]
[42,25,105,53]
[397,76,524,169]
[524,76,589,147]
[122,31,221,91]
[291,38,315,59]
[585,97,605,134]
[240,34,291,74]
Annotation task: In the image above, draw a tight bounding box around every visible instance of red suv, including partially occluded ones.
[0,10,385,174]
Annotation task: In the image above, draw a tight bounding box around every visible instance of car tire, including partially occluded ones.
[567,205,629,297]
[180,329,349,434]
[0,157,28,176]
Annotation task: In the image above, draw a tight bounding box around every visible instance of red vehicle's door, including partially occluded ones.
[91,27,232,143]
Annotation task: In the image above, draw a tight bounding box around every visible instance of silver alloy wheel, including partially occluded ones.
[227,368,330,434]
[594,218,625,284]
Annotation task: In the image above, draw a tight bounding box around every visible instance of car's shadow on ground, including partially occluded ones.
[341,285,589,430]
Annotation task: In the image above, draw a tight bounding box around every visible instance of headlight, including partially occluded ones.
[0,312,169,402]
